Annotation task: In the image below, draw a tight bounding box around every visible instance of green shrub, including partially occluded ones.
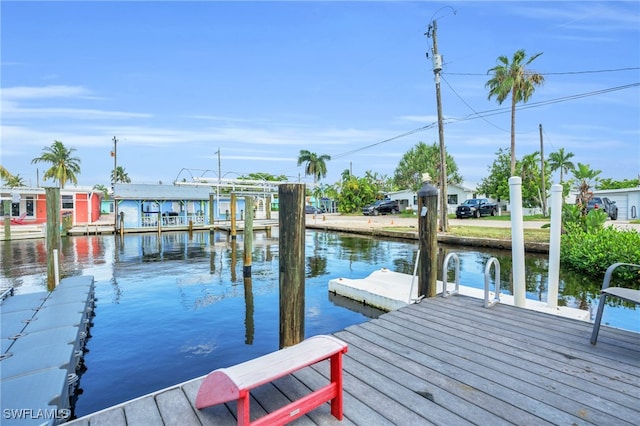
[561,226,640,286]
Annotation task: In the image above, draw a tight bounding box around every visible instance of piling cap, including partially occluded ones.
[418,173,438,197]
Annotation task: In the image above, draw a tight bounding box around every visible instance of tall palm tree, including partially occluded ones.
[111,166,131,184]
[486,49,545,176]
[297,150,331,184]
[31,140,81,188]
[548,148,575,183]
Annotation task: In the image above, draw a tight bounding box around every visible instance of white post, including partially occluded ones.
[509,177,526,307]
[547,184,563,309]
[53,249,60,287]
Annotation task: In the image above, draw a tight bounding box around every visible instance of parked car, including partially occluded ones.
[362,199,400,216]
[305,205,320,214]
[586,196,618,220]
[455,198,498,219]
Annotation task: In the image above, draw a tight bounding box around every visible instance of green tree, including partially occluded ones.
[31,140,81,188]
[238,172,288,181]
[297,150,331,184]
[486,49,545,175]
[5,174,26,188]
[597,177,640,190]
[393,141,462,192]
[0,165,12,183]
[333,174,379,214]
[518,151,550,208]
[478,148,512,203]
[93,184,110,200]
[1,167,26,187]
[548,148,575,183]
[572,163,601,213]
[111,166,131,184]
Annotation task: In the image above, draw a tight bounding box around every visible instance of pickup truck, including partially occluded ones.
[362,199,400,216]
[455,198,498,219]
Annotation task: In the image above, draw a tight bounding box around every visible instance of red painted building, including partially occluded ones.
[1,187,103,225]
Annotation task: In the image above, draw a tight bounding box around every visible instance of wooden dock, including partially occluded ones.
[67,294,639,425]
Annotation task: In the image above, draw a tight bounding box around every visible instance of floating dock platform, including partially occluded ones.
[1,275,95,425]
[329,268,591,321]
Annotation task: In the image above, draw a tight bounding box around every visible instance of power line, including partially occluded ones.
[329,82,639,161]
[445,67,640,76]
[441,74,509,133]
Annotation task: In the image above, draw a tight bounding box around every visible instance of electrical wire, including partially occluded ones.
[328,82,639,162]
[445,67,640,76]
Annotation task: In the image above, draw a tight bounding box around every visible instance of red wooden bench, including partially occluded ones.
[195,335,348,425]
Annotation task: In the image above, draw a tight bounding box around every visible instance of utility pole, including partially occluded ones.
[216,148,221,218]
[427,19,448,232]
[112,136,118,232]
[539,124,547,216]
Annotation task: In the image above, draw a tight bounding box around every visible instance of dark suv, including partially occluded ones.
[586,196,618,220]
[362,199,400,216]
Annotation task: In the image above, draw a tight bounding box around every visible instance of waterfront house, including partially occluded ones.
[0,186,102,226]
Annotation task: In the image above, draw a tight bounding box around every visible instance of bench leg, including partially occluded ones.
[330,352,344,420]
[237,392,251,426]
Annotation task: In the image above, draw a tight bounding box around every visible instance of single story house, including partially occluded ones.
[0,186,102,226]
[114,183,274,230]
[385,182,490,214]
[591,187,640,221]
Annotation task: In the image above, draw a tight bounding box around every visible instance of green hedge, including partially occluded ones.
[561,226,640,286]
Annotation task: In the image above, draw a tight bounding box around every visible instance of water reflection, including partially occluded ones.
[1,230,638,417]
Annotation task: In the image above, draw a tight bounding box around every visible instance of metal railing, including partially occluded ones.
[441,253,460,298]
[483,257,501,308]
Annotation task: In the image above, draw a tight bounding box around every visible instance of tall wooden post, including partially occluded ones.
[230,194,237,240]
[417,176,438,298]
[266,195,272,220]
[243,196,253,277]
[279,183,305,348]
[45,188,61,291]
[243,276,254,345]
[209,193,215,232]
[3,200,11,241]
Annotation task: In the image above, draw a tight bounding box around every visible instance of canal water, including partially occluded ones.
[1,230,638,417]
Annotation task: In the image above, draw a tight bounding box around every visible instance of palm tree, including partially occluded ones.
[5,174,26,188]
[297,150,331,184]
[0,165,12,183]
[548,148,575,183]
[572,162,601,212]
[486,49,545,176]
[31,140,81,188]
[111,166,131,184]
[93,184,110,200]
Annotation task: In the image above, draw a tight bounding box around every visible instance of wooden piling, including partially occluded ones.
[188,219,193,238]
[209,193,215,233]
[45,188,61,291]
[243,196,253,277]
[230,194,237,240]
[3,200,11,241]
[417,178,438,298]
[278,183,305,348]
[243,275,254,345]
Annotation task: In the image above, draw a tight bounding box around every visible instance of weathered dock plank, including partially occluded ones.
[67,295,639,426]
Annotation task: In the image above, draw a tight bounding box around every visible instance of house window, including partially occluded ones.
[11,203,19,216]
[448,194,458,205]
[26,197,34,216]
[62,195,74,209]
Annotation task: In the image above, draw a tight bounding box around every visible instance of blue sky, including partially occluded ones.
[2,1,639,189]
